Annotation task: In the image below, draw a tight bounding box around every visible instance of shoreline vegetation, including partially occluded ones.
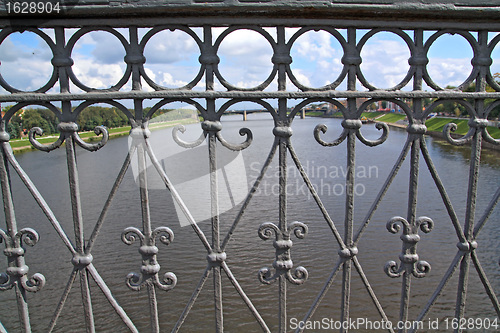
[9,118,198,154]
[7,111,500,154]
[306,111,500,152]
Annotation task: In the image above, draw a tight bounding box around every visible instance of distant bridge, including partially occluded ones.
[226,109,307,121]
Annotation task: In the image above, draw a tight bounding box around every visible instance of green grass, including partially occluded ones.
[304,111,327,117]
[425,117,500,138]
[486,125,500,139]
[8,118,198,152]
[304,111,344,118]
[376,113,406,123]
[361,111,385,119]
[425,118,468,135]
[305,111,384,118]
[9,137,56,148]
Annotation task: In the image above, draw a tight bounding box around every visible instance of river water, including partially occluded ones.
[1,114,499,332]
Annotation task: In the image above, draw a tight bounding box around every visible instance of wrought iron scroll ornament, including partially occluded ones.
[171,103,253,152]
[443,107,500,147]
[312,98,389,148]
[0,100,141,332]
[258,221,309,285]
[173,120,252,151]
[384,216,434,278]
[121,226,177,291]
[314,118,388,147]
[120,118,179,333]
[0,19,499,333]
[30,122,109,152]
[409,91,499,149]
[0,228,45,292]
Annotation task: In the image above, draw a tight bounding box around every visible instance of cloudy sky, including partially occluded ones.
[0,28,498,109]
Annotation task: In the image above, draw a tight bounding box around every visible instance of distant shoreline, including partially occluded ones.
[306,113,500,152]
[9,114,499,154]
[8,118,198,154]
[379,120,500,152]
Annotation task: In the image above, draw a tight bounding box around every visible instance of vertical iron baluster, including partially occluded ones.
[278,27,287,333]
[454,119,480,332]
[208,99,224,333]
[258,26,309,332]
[341,108,355,332]
[54,27,71,94]
[139,140,162,332]
[204,25,216,92]
[386,29,427,333]
[122,100,177,332]
[341,28,358,332]
[278,27,288,333]
[65,132,95,333]
[135,102,157,331]
[277,99,288,333]
[128,26,144,91]
[56,30,98,333]
[401,131,420,333]
[204,25,223,333]
[0,142,25,329]
[454,30,488,332]
[0,140,43,333]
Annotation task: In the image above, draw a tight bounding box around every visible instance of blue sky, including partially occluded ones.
[0,28,499,109]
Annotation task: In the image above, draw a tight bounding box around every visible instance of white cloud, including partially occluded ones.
[294,30,339,61]
[216,29,274,88]
[0,33,53,91]
[2,27,497,98]
[427,58,472,88]
[360,39,411,88]
[218,29,272,57]
[290,69,311,87]
[143,30,199,64]
[70,30,128,65]
[289,31,344,88]
[72,55,126,89]
[144,67,156,82]
[160,72,188,87]
[142,63,201,89]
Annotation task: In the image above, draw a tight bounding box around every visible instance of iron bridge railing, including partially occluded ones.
[0,3,499,333]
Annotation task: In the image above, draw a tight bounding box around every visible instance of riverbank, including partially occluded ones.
[306,112,500,151]
[9,118,198,154]
[374,113,500,151]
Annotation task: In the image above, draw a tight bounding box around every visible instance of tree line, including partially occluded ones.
[2,106,196,139]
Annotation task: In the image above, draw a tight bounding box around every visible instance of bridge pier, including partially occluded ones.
[242,110,247,121]
[301,109,305,119]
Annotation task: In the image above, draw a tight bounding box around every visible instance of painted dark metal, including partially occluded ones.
[0,3,499,333]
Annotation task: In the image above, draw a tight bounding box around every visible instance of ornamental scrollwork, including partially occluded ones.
[172,120,253,151]
[258,221,308,285]
[384,216,433,279]
[314,119,388,147]
[121,226,177,291]
[0,228,46,292]
[29,122,109,153]
[444,118,499,146]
